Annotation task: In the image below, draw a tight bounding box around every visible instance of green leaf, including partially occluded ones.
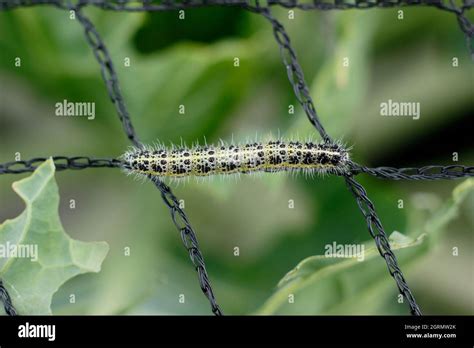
[0,159,109,315]
[257,178,474,314]
[277,231,425,289]
[288,11,379,140]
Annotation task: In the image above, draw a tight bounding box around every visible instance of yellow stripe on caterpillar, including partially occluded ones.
[122,140,350,178]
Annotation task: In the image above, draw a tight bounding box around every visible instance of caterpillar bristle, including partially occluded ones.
[121,139,350,181]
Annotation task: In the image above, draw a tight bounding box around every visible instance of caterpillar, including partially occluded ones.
[122,140,350,180]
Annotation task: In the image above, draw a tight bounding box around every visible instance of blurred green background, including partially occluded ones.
[0,4,473,315]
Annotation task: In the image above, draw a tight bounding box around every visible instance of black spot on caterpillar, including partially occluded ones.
[122,140,350,179]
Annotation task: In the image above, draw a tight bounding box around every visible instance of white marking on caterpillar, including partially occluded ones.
[122,140,350,179]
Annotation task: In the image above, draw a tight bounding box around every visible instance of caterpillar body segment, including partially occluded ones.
[123,140,350,179]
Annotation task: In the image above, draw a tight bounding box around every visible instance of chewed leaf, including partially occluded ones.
[0,159,109,315]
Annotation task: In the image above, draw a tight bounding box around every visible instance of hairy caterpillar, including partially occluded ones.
[122,140,350,180]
